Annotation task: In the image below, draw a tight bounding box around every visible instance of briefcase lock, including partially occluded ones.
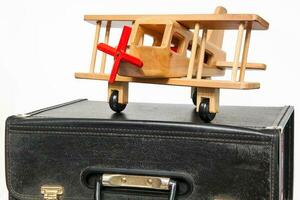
[41,185,64,200]
[95,174,177,200]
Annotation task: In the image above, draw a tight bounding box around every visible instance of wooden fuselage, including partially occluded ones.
[118,18,226,78]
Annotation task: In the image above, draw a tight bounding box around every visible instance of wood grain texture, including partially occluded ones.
[75,72,260,89]
[84,14,269,30]
[196,29,207,79]
[89,21,101,73]
[239,28,252,81]
[216,61,266,70]
[187,23,200,79]
[231,23,245,81]
[100,21,111,73]
[118,19,194,78]
[117,17,226,79]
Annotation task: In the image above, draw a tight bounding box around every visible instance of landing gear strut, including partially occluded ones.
[191,87,219,122]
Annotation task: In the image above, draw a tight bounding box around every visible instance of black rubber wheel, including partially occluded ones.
[198,98,216,122]
[109,90,127,113]
[192,89,197,106]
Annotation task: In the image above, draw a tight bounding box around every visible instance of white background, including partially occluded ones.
[0,0,299,199]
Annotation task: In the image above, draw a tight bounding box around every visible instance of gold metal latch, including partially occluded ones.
[102,174,171,190]
[41,185,64,200]
[96,174,177,200]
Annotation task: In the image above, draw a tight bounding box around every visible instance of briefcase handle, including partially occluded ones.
[95,173,177,200]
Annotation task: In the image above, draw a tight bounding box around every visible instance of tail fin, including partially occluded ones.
[207,6,227,48]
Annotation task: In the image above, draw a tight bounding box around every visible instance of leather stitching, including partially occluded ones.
[10,130,271,144]
[9,125,271,141]
[9,119,273,131]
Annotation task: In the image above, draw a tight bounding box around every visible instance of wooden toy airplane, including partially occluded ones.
[75,6,269,122]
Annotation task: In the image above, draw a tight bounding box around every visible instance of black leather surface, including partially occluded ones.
[27,99,287,129]
[6,99,294,200]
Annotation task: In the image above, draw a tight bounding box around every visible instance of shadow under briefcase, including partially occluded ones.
[5,99,294,200]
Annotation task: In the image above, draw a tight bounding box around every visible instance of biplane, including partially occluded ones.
[75,6,269,122]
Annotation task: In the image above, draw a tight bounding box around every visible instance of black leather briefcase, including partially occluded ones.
[6,99,294,200]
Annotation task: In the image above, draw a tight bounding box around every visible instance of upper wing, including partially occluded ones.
[84,14,269,30]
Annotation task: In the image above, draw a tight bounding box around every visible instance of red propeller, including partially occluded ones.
[97,26,143,84]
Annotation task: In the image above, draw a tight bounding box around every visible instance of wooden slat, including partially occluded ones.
[84,14,269,30]
[75,72,260,89]
[100,21,111,73]
[239,28,252,81]
[231,23,245,81]
[196,29,207,79]
[89,21,101,73]
[216,61,266,70]
[161,24,173,47]
[139,35,144,46]
[187,23,200,79]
